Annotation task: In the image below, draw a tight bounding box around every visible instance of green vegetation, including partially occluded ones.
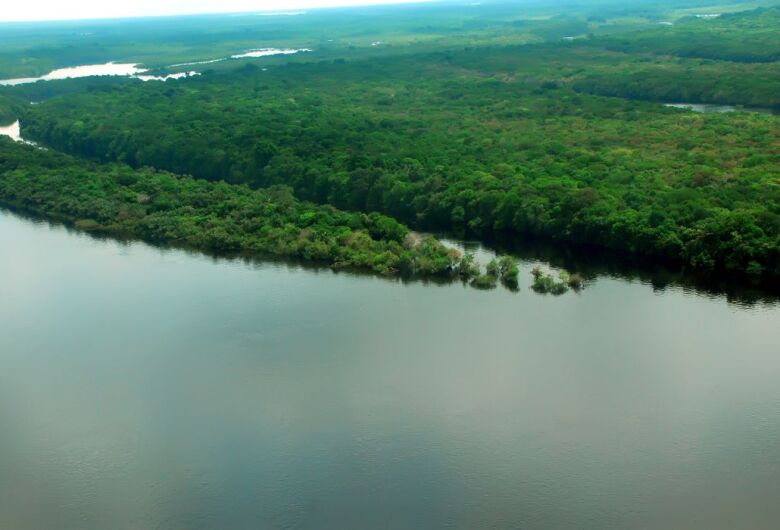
[0,3,610,79]
[0,139,569,293]
[531,267,570,295]
[473,258,501,289]
[0,0,778,289]
[469,256,521,290]
[471,272,499,290]
[0,138,462,277]
[589,6,780,62]
[0,0,768,79]
[457,252,481,280]
[0,95,21,123]
[14,41,778,282]
[569,54,780,110]
[499,256,520,289]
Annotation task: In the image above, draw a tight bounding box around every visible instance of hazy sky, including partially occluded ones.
[0,0,433,22]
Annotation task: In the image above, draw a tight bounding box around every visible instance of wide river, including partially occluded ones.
[1,209,779,529]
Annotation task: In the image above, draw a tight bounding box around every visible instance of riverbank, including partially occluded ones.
[0,138,466,279]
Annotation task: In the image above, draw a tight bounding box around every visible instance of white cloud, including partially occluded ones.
[0,0,433,22]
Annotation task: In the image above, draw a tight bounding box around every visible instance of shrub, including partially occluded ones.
[471,273,498,289]
[531,268,569,295]
[457,252,480,280]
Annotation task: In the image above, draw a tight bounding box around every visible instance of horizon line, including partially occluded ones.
[0,0,440,24]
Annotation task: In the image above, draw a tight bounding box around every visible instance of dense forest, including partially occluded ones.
[0,138,467,278]
[1,1,778,285]
[589,6,780,63]
[13,55,779,281]
[569,56,780,110]
[0,95,21,122]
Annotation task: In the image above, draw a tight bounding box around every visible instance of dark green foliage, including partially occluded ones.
[1,1,778,285]
[0,95,21,123]
[15,40,778,281]
[588,6,780,63]
[570,58,780,110]
[0,138,459,278]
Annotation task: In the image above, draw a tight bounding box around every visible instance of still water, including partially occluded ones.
[171,48,311,67]
[664,102,778,115]
[0,120,22,142]
[0,49,310,85]
[0,62,146,86]
[0,63,202,86]
[1,209,779,529]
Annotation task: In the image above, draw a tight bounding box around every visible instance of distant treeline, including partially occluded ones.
[568,58,780,110]
[587,6,780,63]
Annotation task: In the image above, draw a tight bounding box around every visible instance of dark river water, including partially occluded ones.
[1,209,779,530]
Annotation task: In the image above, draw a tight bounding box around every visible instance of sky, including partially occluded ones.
[0,0,435,23]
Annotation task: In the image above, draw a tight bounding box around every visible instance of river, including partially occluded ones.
[0,120,22,142]
[664,102,778,115]
[1,209,779,529]
[0,63,146,86]
[0,49,311,86]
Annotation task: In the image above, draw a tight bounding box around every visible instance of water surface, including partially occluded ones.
[170,48,310,67]
[0,64,200,86]
[0,120,38,146]
[0,62,146,86]
[664,102,777,115]
[0,120,22,142]
[1,209,779,529]
[231,48,312,59]
[136,71,200,82]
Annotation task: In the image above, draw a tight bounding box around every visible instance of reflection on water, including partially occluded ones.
[0,120,22,142]
[440,231,779,308]
[664,102,778,115]
[7,47,302,86]
[136,71,200,82]
[0,63,204,86]
[0,120,38,147]
[231,48,312,59]
[171,47,311,67]
[1,209,780,530]
[0,62,146,86]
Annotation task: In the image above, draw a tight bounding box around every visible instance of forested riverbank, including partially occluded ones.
[2,2,779,285]
[14,55,778,282]
[0,138,466,278]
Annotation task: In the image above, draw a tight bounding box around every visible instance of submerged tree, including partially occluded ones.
[531,267,569,295]
[498,256,520,289]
